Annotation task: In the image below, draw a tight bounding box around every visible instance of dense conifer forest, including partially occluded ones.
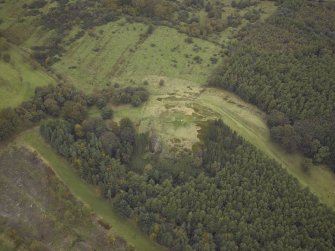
[209,0,335,170]
[39,96,335,250]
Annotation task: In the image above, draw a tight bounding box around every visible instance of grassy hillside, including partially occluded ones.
[52,21,221,91]
[0,44,55,109]
[118,27,220,83]
[52,20,147,91]
[0,145,130,251]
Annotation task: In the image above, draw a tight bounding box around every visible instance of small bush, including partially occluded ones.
[131,95,142,107]
[147,25,155,35]
[101,107,113,120]
[3,53,11,63]
[96,97,107,109]
[159,79,165,87]
[184,37,193,44]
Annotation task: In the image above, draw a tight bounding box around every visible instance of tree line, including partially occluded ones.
[209,0,335,170]
[31,0,264,65]
[0,83,149,142]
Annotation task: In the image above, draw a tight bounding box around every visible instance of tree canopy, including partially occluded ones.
[209,0,335,169]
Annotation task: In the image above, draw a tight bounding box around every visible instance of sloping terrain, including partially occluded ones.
[0,42,56,109]
[0,146,130,251]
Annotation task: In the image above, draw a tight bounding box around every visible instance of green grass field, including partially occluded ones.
[0,235,14,251]
[119,26,220,83]
[0,45,56,109]
[52,20,148,91]
[52,21,221,91]
[17,128,167,251]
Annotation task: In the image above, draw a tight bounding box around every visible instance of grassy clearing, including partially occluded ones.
[0,46,56,109]
[113,76,335,209]
[17,128,167,251]
[53,20,148,91]
[0,235,15,251]
[120,26,220,83]
[113,76,205,151]
[52,21,221,91]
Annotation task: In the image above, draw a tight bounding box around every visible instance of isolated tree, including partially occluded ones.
[131,95,142,107]
[3,53,11,63]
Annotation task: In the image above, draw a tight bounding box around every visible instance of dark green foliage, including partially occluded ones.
[2,53,10,63]
[0,84,89,142]
[131,95,142,107]
[244,9,261,23]
[267,110,290,128]
[209,0,335,169]
[38,0,227,42]
[227,13,242,28]
[270,124,300,152]
[27,0,47,9]
[42,0,118,32]
[113,87,149,107]
[0,83,150,143]
[113,120,335,250]
[62,101,87,124]
[18,83,88,123]
[101,107,113,120]
[40,116,140,190]
[0,108,19,140]
[82,117,106,137]
[96,97,108,109]
[231,0,259,9]
[184,37,193,44]
[159,79,165,87]
[40,118,129,194]
[36,86,335,250]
